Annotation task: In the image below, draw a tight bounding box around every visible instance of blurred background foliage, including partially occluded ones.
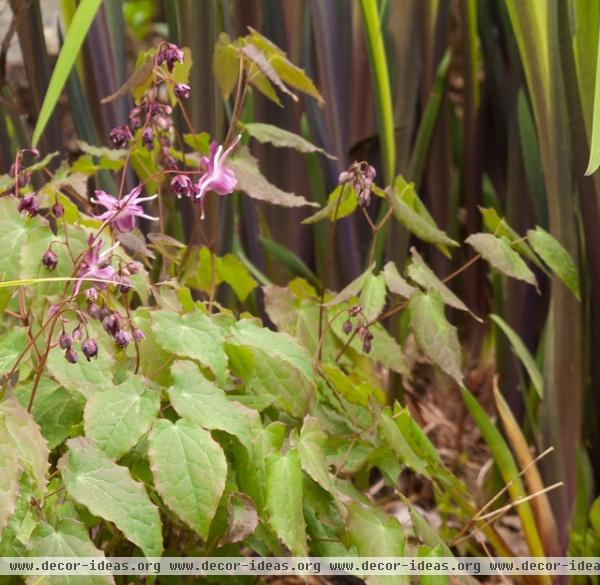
[1,0,600,551]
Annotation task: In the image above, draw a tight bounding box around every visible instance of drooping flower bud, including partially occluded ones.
[127,261,140,275]
[362,338,372,354]
[72,326,83,343]
[109,125,133,148]
[114,329,131,349]
[18,194,39,216]
[174,83,191,99]
[82,338,98,361]
[170,174,194,199]
[85,287,98,302]
[42,249,58,270]
[87,302,103,320]
[141,127,154,151]
[65,348,78,364]
[117,275,132,294]
[51,201,65,218]
[132,328,145,342]
[102,313,121,337]
[59,332,72,350]
[158,42,184,72]
[342,320,353,335]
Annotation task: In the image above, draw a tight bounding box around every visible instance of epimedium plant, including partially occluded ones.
[0,30,581,585]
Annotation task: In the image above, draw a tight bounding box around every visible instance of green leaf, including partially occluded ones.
[241,44,298,102]
[213,33,241,99]
[386,183,458,250]
[32,0,103,147]
[527,227,580,300]
[217,253,258,301]
[294,416,335,495]
[27,519,114,585]
[383,262,416,298]
[325,264,375,307]
[348,503,407,585]
[359,273,387,321]
[408,292,463,384]
[466,233,538,288]
[228,148,318,208]
[220,492,259,545]
[266,449,307,555]
[259,236,319,286]
[168,360,260,450]
[0,398,49,495]
[243,122,334,158]
[378,409,428,475]
[302,184,359,224]
[407,248,477,318]
[0,436,21,534]
[0,198,44,284]
[148,419,227,540]
[419,545,450,585]
[490,314,543,397]
[46,342,115,400]
[0,328,28,377]
[15,378,84,449]
[84,376,160,459]
[151,310,228,385]
[59,437,163,557]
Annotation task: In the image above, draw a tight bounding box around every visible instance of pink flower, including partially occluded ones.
[194,135,240,218]
[91,186,158,232]
[74,235,118,295]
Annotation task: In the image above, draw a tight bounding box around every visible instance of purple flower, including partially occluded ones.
[141,127,154,150]
[170,174,194,199]
[65,348,78,364]
[132,328,145,342]
[158,43,184,72]
[51,201,64,218]
[82,338,98,361]
[59,332,72,350]
[102,313,121,337]
[42,249,58,270]
[194,135,241,217]
[73,236,118,295]
[109,125,133,148]
[174,83,191,99]
[18,194,39,216]
[115,329,131,349]
[91,186,158,233]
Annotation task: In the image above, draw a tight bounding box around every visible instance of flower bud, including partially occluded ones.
[102,313,121,336]
[65,348,78,364]
[59,332,72,350]
[18,194,39,216]
[127,261,140,275]
[117,275,132,294]
[141,128,154,151]
[51,201,65,218]
[158,42,184,72]
[72,326,82,343]
[82,338,98,361]
[174,83,191,99]
[338,171,350,184]
[87,303,102,320]
[362,338,372,354]
[132,328,145,342]
[109,125,133,148]
[85,287,98,302]
[170,174,194,199]
[114,329,131,349]
[342,320,353,335]
[42,249,58,270]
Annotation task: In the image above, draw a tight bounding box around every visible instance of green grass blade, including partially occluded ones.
[585,24,600,175]
[490,314,543,398]
[460,387,548,562]
[31,0,102,147]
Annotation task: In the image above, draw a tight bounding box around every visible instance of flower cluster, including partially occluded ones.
[339,161,376,207]
[342,304,374,354]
